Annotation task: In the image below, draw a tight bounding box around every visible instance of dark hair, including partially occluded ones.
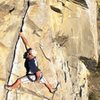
[23,48,32,59]
[23,52,27,59]
[27,48,32,53]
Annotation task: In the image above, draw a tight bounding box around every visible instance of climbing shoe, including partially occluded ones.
[50,81,60,93]
[4,85,12,91]
[50,88,57,93]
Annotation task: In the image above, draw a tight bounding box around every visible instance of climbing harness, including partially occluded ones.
[26,71,43,82]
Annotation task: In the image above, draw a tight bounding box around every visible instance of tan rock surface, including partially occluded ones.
[0,0,98,100]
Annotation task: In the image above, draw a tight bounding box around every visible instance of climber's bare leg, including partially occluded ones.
[44,80,53,93]
[5,78,21,90]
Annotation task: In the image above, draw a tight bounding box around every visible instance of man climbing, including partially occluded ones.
[5,32,56,93]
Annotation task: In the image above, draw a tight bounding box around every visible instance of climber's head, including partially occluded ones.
[23,48,37,59]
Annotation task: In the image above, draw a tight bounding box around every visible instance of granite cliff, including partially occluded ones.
[0,0,98,100]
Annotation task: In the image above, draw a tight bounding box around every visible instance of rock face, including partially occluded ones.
[0,0,98,100]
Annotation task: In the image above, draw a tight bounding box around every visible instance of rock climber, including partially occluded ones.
[5,32,56,93]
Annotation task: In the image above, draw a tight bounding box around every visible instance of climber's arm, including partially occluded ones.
[19,32,31,50]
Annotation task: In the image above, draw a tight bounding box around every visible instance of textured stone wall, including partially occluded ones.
[0,0,98,100]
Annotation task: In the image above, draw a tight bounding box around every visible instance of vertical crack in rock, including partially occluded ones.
[64,71,67,83]
[20,0,30,32]
[79,83,85,97]
[67,60,77,96]
[6,0,30,99]
[5,36,20,100]
[67,61,71,78]
[61,61,67,83]
[79,86,82,97]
